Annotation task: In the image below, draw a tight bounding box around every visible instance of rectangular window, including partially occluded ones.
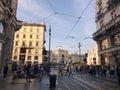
[16,34,19,38]
[111,10,117,19]
[28,49,32,54]
[14,56,17,59]
[23,34,26,38]
[100,20,104,29]
[15,41,18,46]
[23,28,26,32]
[30,28,32,32]
[29,41,32,46]
[98,2,102,10]
[30,35,32,38]
[36,35,39,39]
[14,48,18,54]
[37,29,39,32]
[22,41,25,46]
[101,39,109,50]
[36,42,39,46]
[28,56,32,60]
[20,48,26,53]
[35,49,38,54]
[34,56,38,60]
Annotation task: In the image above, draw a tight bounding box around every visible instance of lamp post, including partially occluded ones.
[78,42,81,63]
[49,25,51,62]
[78,37,93,64]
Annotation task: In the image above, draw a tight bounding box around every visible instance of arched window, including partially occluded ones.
[34,56,38,60]
[113,33,120,46]
[28,56,32,60]
[101,39,109,50]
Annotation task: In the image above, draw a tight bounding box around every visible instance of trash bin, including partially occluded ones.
[49,74,57,88]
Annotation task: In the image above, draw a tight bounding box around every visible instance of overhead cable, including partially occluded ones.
[46,0,56,13]
[64,0,92,40]
[55,12,78,18]
[39,13,55,22]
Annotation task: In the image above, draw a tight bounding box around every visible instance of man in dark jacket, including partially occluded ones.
[116,65,120,86]
[3,65,8,79]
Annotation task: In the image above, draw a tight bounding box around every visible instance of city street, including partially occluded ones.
[0,71,120,90]
[58,73,120,90]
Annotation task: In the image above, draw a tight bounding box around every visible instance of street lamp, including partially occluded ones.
[49,25,51,62]
[78,36,93,63]
[78,42,81,63]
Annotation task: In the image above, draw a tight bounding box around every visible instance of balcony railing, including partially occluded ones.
[106,0,120,9]
[96,9,104,21]
[93,15,120,39]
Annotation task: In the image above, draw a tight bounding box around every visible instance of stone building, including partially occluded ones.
[87,44,99,65]
[93,0,120,66]
[0,0,22,72]
[54,48,68,64]
[12,22,46,64]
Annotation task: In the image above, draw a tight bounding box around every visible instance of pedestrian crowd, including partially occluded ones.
[58,64,120,86]
[3,63,46,83]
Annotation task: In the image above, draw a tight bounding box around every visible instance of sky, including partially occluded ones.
[17,0,97,54]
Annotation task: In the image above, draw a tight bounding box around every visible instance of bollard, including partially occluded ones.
[49,74,57,88]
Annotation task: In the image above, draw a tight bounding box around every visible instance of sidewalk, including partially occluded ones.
[0,73,61,90]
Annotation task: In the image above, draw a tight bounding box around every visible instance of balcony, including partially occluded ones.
[96,9,104,20]
[106,0,120,9]
[93,14,120,40]
[97,0,102,5]
[106,14,120,29]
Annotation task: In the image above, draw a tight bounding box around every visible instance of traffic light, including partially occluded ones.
[84,58,87,62]
[43,48,47,55]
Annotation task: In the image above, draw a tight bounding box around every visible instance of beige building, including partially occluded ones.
[0,0,22,72]
[49,51,57,63]
[12,22,46,64]
[93,0,120,66]
[87,44,99,65]
[68,52,80,64]
[54,48,68,64]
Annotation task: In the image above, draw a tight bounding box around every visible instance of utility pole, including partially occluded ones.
[78,42,81,63]
[49,25,51,62]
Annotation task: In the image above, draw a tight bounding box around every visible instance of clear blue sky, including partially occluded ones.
[17,0,96,54]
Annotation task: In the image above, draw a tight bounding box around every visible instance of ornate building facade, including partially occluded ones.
[12,22,46,64]
[54,48,68,64]
[0,0,22,72]
[93,0,120,66]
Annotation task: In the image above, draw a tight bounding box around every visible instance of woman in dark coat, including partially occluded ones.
[116,65,120,86]
[3,65,8,79]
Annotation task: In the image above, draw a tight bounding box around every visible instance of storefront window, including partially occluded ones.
[101,39,109,50]
[0,22,3,33]
[113,33,120,46]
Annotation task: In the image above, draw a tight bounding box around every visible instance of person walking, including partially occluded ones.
[3,64,8,79]
[25,63,31,83]
[116,65,120,86]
